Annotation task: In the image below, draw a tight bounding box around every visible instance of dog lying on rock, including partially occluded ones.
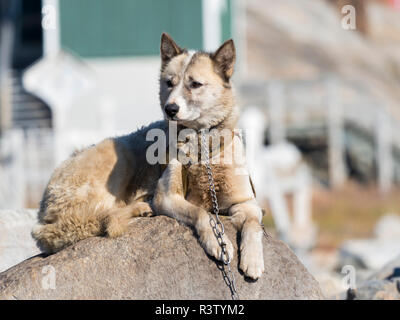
[33,33,265,279]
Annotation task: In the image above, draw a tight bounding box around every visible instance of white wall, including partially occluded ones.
[52,56,165,162]
[71,57,163,135]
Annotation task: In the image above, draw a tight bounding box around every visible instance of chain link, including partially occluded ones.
[260,222,268,238]
[200,131,239,300]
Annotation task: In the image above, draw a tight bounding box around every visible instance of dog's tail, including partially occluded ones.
[33,202,152,253]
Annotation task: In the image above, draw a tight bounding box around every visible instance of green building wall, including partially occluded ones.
[59,0,232,58]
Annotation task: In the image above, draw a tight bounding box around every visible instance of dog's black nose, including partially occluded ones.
[165,103,179,117]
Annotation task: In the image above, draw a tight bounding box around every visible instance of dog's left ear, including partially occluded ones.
[211,39,236,82]
[160,33,183,66]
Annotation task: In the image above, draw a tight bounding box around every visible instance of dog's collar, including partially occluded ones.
[161,128,238,166]
[183,129,238,163]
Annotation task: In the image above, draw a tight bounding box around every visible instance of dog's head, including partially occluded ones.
[159,33,237,130]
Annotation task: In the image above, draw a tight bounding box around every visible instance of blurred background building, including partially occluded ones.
[0,0,236,206]
[1,0,400,298]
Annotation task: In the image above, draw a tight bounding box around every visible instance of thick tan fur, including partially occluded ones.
[33,33,265,279]
[33,124,163,252]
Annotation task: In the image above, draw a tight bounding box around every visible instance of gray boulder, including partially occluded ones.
[342,255,400,300]
[0,215,323,300]
[349,279,400,300]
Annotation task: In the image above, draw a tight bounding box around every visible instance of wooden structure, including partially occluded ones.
[239,76,400,193]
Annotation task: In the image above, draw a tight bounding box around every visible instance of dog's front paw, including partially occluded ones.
[239,236,264,280]
[199,229,234,263]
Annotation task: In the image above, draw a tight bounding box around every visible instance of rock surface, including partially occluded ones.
[0,216,323,300]
[349,279,400,300]
[335,255,400,300]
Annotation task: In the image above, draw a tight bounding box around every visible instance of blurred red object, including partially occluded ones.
[389,0,400,10]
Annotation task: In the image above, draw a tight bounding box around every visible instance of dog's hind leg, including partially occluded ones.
[33,205,108,253]
[105,201,153,238]
[33,201,152,253]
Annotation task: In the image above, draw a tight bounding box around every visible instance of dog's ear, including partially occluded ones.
[160,33,182,66]
[211,39,236,82]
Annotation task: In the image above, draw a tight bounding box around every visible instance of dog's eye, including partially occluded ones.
[166,79,174,88]
[190,81,203,89]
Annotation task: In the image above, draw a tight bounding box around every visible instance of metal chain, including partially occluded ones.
[261,222,269,238]
[200,131,239,300]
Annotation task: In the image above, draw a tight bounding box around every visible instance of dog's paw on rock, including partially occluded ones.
[199,230,234,263]
[239,244,265,280]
